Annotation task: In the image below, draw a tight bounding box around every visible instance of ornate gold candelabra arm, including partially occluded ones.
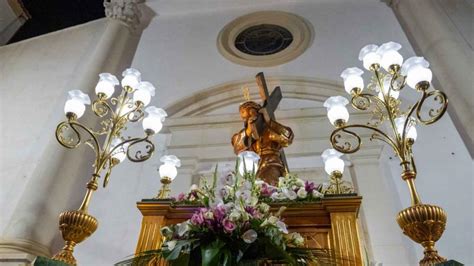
[126,136,155,162]
[121,102,145,122]
[330,124,399,155]
[56,119,102,169]
[92,96,115,118]
[415,84,448,125]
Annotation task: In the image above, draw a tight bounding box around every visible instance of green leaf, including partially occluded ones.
[201,239,226,266]
[170,252,190,266]
[163,239,195,260]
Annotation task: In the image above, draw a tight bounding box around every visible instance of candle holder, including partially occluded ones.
[325,42,448,265]
[52,68,167,265]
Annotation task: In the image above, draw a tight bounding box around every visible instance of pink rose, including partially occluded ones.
[177,192,186,201]
[222,218,236,233]
[191,211,205,225]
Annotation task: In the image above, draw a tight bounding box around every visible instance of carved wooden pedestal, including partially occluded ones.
[135,196,363,265]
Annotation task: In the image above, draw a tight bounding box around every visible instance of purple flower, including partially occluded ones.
[177,192,186,201]
[222,218,236,233]
[213,204,227,221]
[260,183,275,197]
[244,206,259,218]
[190,212,205,225]
[305,180,315,193]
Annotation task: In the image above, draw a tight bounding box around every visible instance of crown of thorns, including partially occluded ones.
[239,101,261,111]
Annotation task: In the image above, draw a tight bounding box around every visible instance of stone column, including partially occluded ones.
[350,151,417,265]
[389,0,474,157]
[0,1,144,265]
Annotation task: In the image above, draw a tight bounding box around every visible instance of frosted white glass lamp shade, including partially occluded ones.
[359,44,380,70]
[323,96,350,125]
[95,73,119,98]
[133,81,156,106]
[377,42,403,71]
[321,148,345,175]
[64,90,91,118]
[121,68,141,89]
[142,106,167,134]
[401,57,432,89]
[159,155,181,180]
[238,151,260,176]
[395,116,417,141]
[110,138,128,163]
[377,76,400,100]
[340,67,364,94]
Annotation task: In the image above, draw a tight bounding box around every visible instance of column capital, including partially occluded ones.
[104,0,142,29]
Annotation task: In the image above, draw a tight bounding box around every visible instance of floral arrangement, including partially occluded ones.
[171,170,324,206]
[117,166,334,266]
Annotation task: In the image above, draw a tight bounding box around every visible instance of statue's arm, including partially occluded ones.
[268,120,294,147]
[231,129,250,155]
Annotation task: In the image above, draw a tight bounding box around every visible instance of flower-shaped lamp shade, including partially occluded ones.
[395,116,417,141]
[121,68,141,89]
[142,106,167,134]
[321,148,345,175]
[359,44,380,70]
[377,76,400,100]
[341,67,364,94]
[95,73,119,98]
[159,155,181,180]
[110,138,128,163]
[238,151,260,176]
[64,90,91,118]
[377,41,403,71]
[323,96,350,126]
[401,57,432,89]
[133,81,156,106]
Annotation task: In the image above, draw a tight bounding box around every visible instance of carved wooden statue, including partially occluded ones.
[231,72,294,185]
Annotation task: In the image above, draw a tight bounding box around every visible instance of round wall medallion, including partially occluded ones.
[217,11,313,67]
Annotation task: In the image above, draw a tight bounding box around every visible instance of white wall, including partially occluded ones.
[0,19,108,235]
[0,0,472,265]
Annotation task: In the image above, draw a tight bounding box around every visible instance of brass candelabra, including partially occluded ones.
[325,42,448,265]
[52,69,166,265]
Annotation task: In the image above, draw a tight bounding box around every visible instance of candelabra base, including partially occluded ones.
[51,210,98,265]
[397,204,447,266]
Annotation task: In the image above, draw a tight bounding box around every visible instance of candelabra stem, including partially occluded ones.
[156,177,172,199]
[401,170,422,206]
[78,174,100,212]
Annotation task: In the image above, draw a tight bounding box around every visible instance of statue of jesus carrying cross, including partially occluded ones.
[231,72,294,185]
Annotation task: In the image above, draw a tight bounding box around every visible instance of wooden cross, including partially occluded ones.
[254,72,289,172]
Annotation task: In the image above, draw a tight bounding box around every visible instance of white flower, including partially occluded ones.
[160,226,173,238]
[312,190,324,198]
[220,171,234,186]
[271,191,286,201]
[177,222,190,237]
[295,178,305,187]
[242,229,258,244]
[190,184,199,191]
[258,203,270,213]
[204,211,214,220]
[288,232,304,246]
[297,187,307,199]
[228,209,241,222]
[165,240,177,251]
[278,177,286,187]
[282,188,297,200]
[294,234,304,246]
[276,221,288,233]
[261,216,279,227]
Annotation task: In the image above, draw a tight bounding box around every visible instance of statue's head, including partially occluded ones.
[239,101,261,121]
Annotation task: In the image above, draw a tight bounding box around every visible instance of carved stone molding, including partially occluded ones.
[0,238,51,258]
[104,0,142,29]
[217,11,314,67]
